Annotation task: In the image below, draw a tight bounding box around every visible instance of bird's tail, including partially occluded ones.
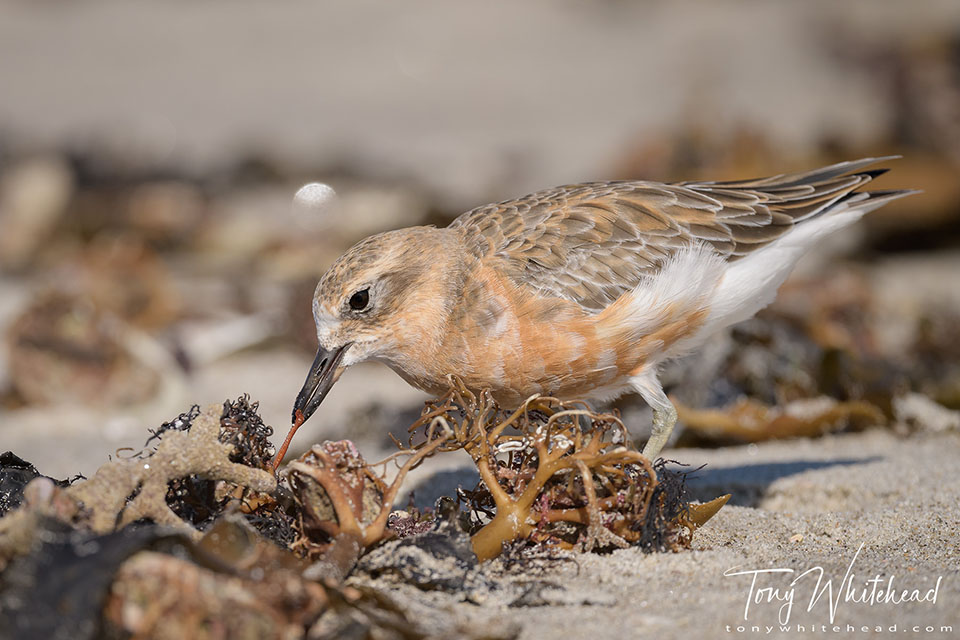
[703,157,918,332]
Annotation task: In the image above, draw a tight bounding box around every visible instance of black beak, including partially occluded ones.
[292,343,351,424]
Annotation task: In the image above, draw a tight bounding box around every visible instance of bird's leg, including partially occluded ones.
[643,402,677,461]
[631,373,677,461]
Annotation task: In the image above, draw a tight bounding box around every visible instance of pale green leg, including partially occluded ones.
[633,373,678,460]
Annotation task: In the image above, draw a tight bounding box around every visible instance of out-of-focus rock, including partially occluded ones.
[197,186,296,261]
[126,180,207,246]
[5,291,161,407]
[104,550,323,640]
[0,520,193,640]
[77,236,180,330]
[0,156,74,271]
[175,313,280,369]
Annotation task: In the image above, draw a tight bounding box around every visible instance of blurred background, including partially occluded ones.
[1,0,959,478]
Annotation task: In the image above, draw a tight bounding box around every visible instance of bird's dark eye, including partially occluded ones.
[349,288,370,311]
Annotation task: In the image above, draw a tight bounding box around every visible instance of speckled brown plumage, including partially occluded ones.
[295,157,915,460]
[451,157,897,312]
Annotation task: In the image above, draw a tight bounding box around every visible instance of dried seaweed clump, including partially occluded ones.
[137,396,279,529]
[402,377,728,561]
[284,433,450,561]
[220,394,276,469]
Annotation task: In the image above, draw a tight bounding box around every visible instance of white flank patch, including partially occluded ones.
[704,209,865,334]
[626,244,725,337]
[693,193,907,346]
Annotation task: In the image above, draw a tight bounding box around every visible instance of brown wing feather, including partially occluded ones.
[450,157,899,312]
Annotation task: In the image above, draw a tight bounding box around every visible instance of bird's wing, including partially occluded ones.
[450,157,899,313]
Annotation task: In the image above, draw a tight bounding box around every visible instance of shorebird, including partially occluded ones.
[282,157,913,465]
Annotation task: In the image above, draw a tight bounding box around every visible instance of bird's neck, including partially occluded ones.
[377,229,470,387]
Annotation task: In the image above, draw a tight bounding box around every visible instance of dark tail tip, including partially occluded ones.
[860,168,890,180]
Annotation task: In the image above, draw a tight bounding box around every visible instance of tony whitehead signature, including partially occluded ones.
[724,543,943,624]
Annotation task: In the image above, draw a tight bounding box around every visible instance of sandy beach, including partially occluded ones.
[1,2,958,638]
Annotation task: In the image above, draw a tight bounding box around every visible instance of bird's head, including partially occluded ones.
[292,226,461,425]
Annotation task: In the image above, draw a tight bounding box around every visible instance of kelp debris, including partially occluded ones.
[675,396,886,444]
[220,394,276,469]
[0,520,195,640]
[0,388,726,639]
[284,430,450,562]
[0,451,81,518]
[357,497,490,597]
[402,377,728,561]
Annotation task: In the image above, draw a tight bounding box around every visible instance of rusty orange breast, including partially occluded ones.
[426,264,632,403]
